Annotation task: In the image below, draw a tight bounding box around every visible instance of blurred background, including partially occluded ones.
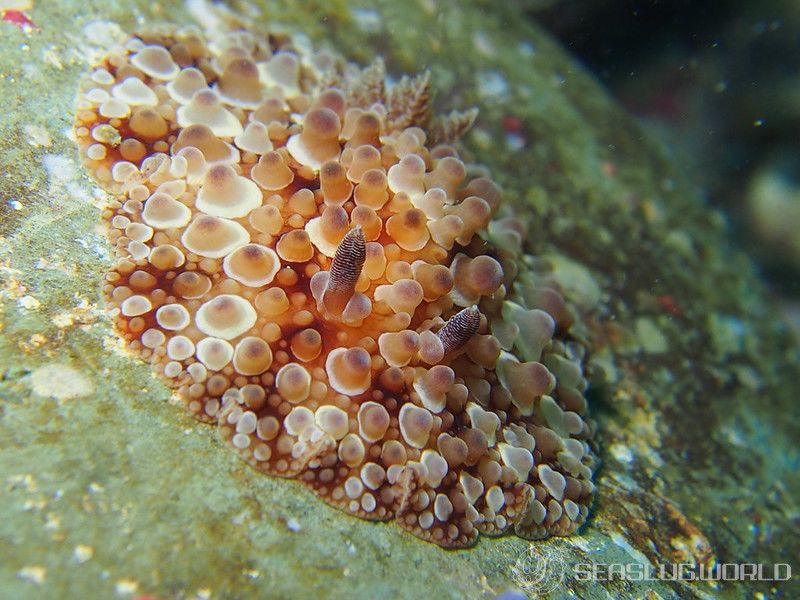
[526,0,800,328]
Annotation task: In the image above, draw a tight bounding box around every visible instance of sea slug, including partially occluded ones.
[73,17,597,547]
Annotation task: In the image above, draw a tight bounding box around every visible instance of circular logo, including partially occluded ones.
[510,543,568,595]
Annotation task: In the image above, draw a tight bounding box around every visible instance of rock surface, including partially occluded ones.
[0,1,797,599]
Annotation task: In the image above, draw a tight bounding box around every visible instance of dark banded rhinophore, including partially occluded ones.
[437,305,481,354]
[322,226,366,316]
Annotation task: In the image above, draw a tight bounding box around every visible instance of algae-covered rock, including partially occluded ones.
[1,2,797,599]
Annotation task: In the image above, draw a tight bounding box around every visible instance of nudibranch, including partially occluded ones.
[73,20,597,547]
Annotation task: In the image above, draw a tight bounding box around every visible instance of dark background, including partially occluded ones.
[530,0,800,300]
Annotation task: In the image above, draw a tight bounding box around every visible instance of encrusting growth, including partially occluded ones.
[73,16,597,548]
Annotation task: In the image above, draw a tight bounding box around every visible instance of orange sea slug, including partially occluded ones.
[74,20,597,547]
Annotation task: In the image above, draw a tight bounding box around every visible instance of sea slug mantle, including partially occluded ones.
[73,18,597,548]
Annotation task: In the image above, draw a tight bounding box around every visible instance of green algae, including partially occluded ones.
[1,2,798,599]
